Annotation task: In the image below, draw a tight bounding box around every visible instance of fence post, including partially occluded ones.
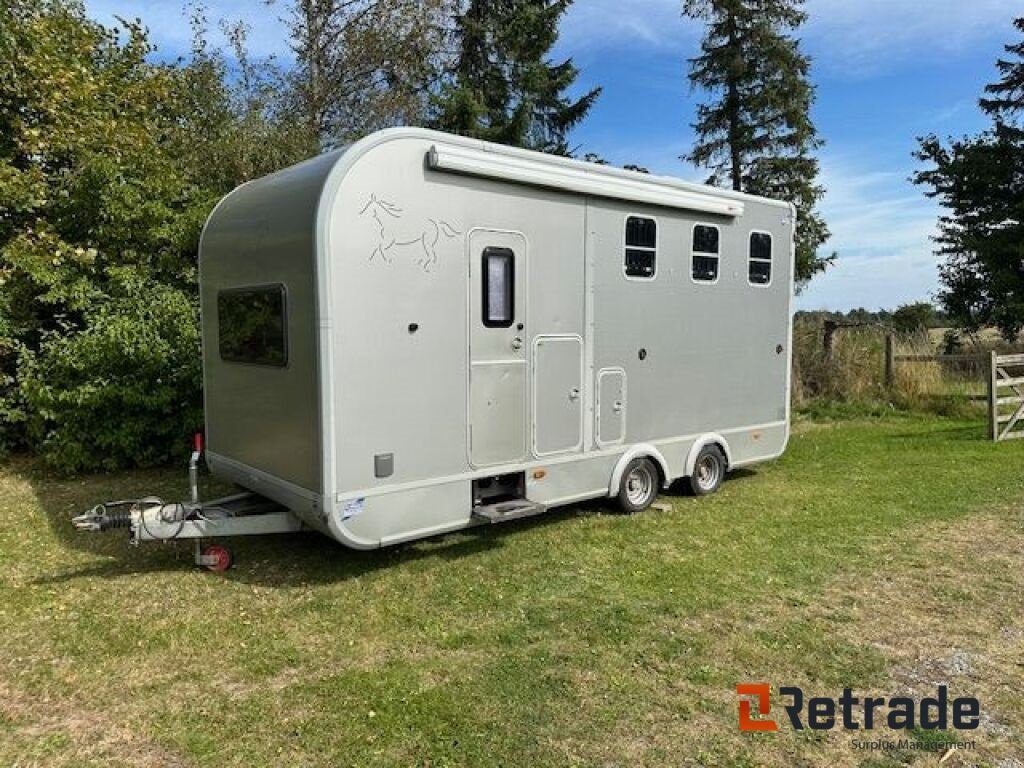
[884,334,895,387]
[989,351,999,442]
[823,321,837,361]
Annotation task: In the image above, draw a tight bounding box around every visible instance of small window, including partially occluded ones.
[748,232,773,285]
[218,285,287,367]
[692,224,720,282]
[625,216,657,279]
[482,247,515,327]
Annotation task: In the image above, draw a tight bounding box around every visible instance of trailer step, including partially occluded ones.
[472,499,546,524]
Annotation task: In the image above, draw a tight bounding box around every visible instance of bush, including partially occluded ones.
[0,3,311,467]
[791,315,1010,419]
[20,279,202,473]
[793,319,888,403]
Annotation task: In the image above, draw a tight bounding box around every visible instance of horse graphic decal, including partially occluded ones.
[360,194,461,271]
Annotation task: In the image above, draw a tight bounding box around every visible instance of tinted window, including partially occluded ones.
[692,224,720,282]
[482,247,515,327]
[626,217,657,248]
[749,232,773,285]
[749,260,771,284]
[750,232,772,261]
[693,255,719,282]
[218,285,287,366]
[625,216,657,279]
[693,225,719,255]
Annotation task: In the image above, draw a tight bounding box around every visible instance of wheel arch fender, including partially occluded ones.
[608,444,671,497]
[684,433,733,477]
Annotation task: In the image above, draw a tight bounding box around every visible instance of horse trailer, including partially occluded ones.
[75,127,794,569]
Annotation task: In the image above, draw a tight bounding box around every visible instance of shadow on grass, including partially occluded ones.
[21,450,760,587]
[662,467,759,497]
[20,457,616,587]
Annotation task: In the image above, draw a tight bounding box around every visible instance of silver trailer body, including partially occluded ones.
[199,128,794,550]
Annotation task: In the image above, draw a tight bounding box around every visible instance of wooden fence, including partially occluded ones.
[989,352,1024,442]
[883,338,1024,442]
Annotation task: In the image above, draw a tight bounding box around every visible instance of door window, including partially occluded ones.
[482,247,515,327]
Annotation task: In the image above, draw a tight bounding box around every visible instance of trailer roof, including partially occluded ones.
[224,128,793,229]
[335,128,793,218]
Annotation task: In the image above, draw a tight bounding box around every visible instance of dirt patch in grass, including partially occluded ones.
[832,513,1024,767]
[0,679,193,767]
[554,507,1024,767]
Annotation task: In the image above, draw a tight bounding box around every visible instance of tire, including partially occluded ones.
[687,445,726,496]
[201,544,234,573]
[616,457,659,514]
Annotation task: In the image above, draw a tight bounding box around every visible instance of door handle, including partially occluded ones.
[613,400,624,413]
[511,337,524,351]
[569,388,581,402]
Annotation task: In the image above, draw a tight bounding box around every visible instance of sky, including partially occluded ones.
[86,0,1024,311]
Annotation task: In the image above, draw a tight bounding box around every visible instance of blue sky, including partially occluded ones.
[88,0,1024,310]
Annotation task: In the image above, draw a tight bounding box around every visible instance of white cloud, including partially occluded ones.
[558,0,1021,76]
[87,1,1023,76]
[84,0,292,60]
[795,250,940,311]
[796,155,942,311]
[806,0,1015,74]
[557,0,697,57]
[804,0,1021,77]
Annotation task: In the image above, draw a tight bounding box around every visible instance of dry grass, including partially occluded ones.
[793,319,1015,418]
[535,508,1024,768]
[1,415,1024,766]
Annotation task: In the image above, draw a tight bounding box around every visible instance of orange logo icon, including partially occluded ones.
[737,683,779,732]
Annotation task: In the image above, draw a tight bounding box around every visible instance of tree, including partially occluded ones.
[891,302,936,336]
[682,0,832,285]
[0,1,308,468]
[177,5,315,187]
[431,0,600,156]
[282,0,454,149]
[980,17,1024,121]
[914,17,1024,342]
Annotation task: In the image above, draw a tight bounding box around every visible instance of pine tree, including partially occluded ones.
[432,0,600,156]
[682,0,832,284]
[914,17,1024,342]
[980,17,1024,123]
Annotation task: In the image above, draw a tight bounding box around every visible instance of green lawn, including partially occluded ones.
[1,414,1023,767]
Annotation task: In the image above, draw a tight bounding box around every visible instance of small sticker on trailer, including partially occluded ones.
[341,498,366,521]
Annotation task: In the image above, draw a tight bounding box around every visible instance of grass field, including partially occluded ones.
[2,414,1023,767]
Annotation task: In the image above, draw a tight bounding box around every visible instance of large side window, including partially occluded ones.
[218,285,288,367]
[625,216,657,279]
[692,224,720,282]
[482,247,515,327]
[748,232,773,285]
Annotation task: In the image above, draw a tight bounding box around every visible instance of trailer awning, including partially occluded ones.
[427,143,744,218]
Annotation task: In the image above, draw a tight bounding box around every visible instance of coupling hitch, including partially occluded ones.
[72,498,193,537]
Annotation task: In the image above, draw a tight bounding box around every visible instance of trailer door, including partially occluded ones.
[533,336,583,456]
[468,230,528,467]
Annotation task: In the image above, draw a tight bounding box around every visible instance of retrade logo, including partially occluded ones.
[736,684,980,732]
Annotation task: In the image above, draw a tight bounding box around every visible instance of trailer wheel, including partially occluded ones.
[201,544,234,573]
[688,445,726,496]
[617,457,659,514]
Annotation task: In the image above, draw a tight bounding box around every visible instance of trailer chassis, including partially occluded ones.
[71,438,306,571]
